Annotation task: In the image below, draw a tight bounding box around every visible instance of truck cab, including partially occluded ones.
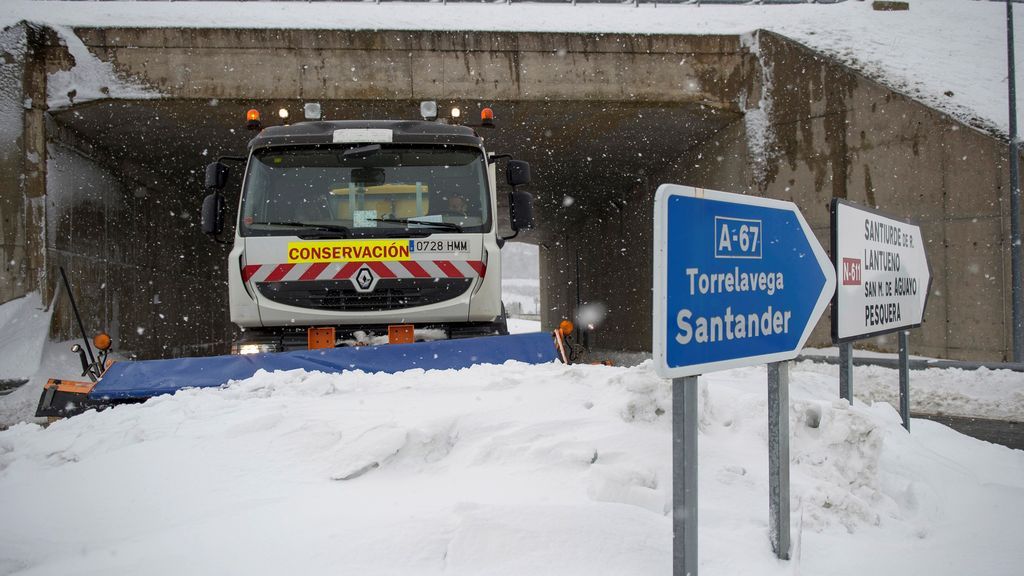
[202,113,534,353]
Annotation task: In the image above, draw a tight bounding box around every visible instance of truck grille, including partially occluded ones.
[256,278,473,311]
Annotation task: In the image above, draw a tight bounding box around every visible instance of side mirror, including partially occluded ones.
[201,192,226,236]
[205,161,230,190]
[506,160,531,187]
[509,189,534,231]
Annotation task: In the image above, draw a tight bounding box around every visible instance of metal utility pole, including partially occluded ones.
[1009,0,1023,362]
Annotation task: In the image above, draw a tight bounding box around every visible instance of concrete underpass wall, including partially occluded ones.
[70,28,747,105]
[45,132,234,359]
[547,30,1020,362]
[0,22,45,305]
[666,32,1019,361]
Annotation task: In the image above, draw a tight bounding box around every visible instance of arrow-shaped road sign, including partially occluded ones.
[653,185,837,378]
[830,199,932,343]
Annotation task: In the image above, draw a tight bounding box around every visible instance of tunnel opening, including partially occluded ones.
[44,97,739,358]
[9,24,1013,361]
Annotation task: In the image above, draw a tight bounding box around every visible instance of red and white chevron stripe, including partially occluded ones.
[242,260,486,283]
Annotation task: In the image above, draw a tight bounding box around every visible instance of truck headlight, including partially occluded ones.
[231,343,279,355]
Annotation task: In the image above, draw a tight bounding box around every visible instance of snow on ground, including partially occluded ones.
[796,360,1024,422]
[0,292,83,430]
[0,360,1022,575]
[591,347,1024,422]
[0,292,51,381]
[2,0,1022,136]
[802,345,934,361]
[0,339,127,431]
[0,291,131,430]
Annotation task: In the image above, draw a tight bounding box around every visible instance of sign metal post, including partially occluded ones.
[838,341,853,404]
[767,361,791,560]
[1006,0,1023,362]
[672,376,699,576]
[898,330,911,431]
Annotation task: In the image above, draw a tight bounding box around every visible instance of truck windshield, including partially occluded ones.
[239,145,491,237]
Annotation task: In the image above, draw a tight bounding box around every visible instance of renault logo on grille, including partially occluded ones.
[352,265,379,293]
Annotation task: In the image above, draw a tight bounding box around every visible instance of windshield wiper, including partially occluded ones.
[250,221,351,236]
[369,217,463,233]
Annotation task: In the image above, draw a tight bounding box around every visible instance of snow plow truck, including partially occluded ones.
[36,102,582,418]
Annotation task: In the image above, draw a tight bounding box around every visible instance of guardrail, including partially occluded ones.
[398,1,846,3]
[796,354,1024,373]
[398,1,846,4]
[187,0,849,5]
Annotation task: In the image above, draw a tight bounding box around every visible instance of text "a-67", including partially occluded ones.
[714,216,762,260]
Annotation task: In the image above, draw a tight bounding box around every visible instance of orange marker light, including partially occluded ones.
[559,320,574,335]
[93,332,112,351]
[480,107,495,128]
[246,108,262,131]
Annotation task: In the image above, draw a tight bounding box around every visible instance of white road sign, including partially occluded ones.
[830,199,932,342]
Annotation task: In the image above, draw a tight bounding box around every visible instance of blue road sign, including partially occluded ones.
[653,185,836,378]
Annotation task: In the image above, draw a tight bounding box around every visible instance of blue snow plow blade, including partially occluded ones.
[88,332,559,401]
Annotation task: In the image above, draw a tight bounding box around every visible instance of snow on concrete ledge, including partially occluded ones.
[45,24,162,109]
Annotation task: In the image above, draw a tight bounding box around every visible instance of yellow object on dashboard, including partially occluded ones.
[330,183,431,220]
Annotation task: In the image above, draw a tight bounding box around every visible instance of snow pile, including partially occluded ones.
[0,338,122,430]
[592,348,1024,422]
[796,361,1024,422]
[1,361,1022,575]
[0,291,126,429]
[0,292,51,380]
[45,25,161,109]
[1,0,1021,136]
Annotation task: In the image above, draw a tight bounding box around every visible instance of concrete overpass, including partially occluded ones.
[0,23,1018,361]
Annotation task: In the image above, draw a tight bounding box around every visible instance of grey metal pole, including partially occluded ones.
[898,331,911,432]
[1009,0,1023,362]
[767,362,791,560]
[838,342,853,404]
[673,376,699,576]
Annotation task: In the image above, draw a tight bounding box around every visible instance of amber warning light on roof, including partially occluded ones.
[481,107,495,128]
[246,108,262,131]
